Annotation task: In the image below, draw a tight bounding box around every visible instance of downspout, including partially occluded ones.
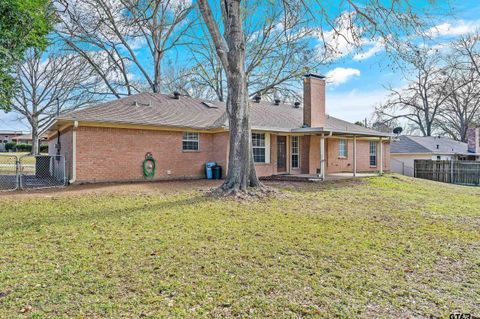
[56,98,61,156]
[69,121,78,184]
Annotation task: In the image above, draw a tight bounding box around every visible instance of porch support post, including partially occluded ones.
[353,135,357,177]
[320,134,326,180]
[379,137,384,175]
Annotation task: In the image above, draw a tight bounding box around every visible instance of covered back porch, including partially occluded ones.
[254,131,391,181]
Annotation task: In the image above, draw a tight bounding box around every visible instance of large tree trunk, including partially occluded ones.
[31,115,39,155]
[199,0,261,195]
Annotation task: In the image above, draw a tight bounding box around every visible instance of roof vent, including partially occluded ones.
[133,101,151,107]
[274,98,281,105]
[253,94,261,103]
[202,101,218,109]
[294,101,301,108]
[436,144,440,149]
[173,91,180,99]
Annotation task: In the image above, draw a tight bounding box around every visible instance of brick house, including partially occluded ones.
[41,74,391,184]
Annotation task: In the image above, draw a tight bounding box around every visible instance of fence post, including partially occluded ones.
[15,155,19,190]
[450,160,454,184]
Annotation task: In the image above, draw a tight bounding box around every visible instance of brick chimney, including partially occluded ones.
[467,127,479,153]
[303,74,326,128]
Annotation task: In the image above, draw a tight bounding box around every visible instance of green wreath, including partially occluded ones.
[143,152,156,179]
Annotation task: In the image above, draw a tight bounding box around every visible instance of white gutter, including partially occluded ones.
[69,121,78,184]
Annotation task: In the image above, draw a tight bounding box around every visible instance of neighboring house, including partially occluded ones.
[41,74,391,184]
[391,134,480,176]
[11,134,33,144]
[0,130,25,152]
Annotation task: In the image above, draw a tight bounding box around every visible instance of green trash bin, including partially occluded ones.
[212,165,222,180]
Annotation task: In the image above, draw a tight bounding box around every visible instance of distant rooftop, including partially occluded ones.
[0,130,25,135]
[391,135,476,155]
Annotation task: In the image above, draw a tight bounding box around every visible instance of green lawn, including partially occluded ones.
[0,176,479,318]
[0,152,35,164]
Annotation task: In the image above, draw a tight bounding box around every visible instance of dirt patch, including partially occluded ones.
[0,179,223,199]
[0,178,369,200]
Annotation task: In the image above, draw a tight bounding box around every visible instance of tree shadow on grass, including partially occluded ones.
[1,195,212,232]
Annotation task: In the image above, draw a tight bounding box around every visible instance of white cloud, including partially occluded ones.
[427,20,480,37]
[325,67,360,86]
[326,89,390,122]
[128,37,147,50]
[353,40,384,61]
[313,12,385,62]
[314,12,360,60]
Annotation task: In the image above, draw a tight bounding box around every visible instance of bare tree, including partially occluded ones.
[55,0,195,97]
[198,0,260,195]
[376,35,480,139]
[454,31,480,76]
[186,1,319,102]
[9,49,97,154]
[375,46,458,136]
[437,65,480,141]
[161,61,217,99]
[197,0,436,195]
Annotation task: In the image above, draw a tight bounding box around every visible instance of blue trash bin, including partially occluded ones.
[205,162,216,179]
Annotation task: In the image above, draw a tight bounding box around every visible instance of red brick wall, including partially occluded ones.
[212,132,229,170]
[74,126,229,183]
[308,136,321,175]
[300,136,310,174]
[326,138,390,173]
[254,134,277,177]
[254,135,309,176]
[48,125,390,183]
[303,77,326,127]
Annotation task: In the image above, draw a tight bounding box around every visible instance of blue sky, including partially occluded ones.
[322,0,480,123]
[1,0,480,132]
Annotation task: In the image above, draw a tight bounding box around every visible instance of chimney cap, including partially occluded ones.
[304,73,326,79]
[253,94,261,103]
[294,101,301,108]
[173,91,180,99]
[274,98,281,105]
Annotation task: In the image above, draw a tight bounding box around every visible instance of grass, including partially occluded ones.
[0,176,479,318]
[0,152,34,164]
[0,153,47,174]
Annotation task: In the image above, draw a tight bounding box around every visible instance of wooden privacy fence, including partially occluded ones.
[414,160,480,186]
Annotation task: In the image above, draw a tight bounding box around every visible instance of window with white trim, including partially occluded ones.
[369,141,377,166]
[291,136,299,168]
[182,132,199,151]
[338,139,348,158]
[252,133,266,163]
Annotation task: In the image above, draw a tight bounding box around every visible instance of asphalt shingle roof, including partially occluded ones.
[58,92,387,136]
[391,135,471,155]
[59,93,226,130]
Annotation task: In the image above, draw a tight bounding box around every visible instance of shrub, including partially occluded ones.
[5,142,16,152]
[39,144,48,153]
[15,143,32,152]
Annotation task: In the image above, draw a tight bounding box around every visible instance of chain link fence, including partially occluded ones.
[0,154,66,191]
[391,158,415,177]
[0,154,19,191]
